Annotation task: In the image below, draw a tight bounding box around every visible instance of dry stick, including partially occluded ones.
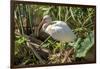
[26,41,46,64]
[61,38,82,63]
[62,48,74,63]
[15,32,46,64]
[29,41,50,54]
[25,34,50,53]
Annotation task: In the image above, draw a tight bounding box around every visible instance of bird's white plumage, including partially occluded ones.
[45,21,76,42]
[39,15,76,42]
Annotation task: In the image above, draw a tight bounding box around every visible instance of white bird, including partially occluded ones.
[38,15,76,43]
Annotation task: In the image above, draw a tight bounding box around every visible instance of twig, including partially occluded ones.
[29,41,50,53]
[26,41,46,64]
[62,48,74,63]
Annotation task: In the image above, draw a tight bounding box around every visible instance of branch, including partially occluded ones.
[62,48,74,63]
[26,41,46,64]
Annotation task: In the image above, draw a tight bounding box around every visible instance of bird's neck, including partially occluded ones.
[42,23,50,31]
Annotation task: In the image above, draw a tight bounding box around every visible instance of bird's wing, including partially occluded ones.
[46,21,76,42]
[49,26,74,42]
[48,26,63,40]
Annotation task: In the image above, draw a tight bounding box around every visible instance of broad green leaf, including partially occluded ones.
[75,31,94,58]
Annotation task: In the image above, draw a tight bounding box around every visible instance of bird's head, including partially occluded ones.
[36,15,52,37]
[37,15,52,31]
[42,15,52,23]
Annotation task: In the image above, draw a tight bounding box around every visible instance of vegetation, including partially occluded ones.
[13,3,95,66]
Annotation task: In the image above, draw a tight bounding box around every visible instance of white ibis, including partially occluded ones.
[38,15,76,43]
[37,15,76,62]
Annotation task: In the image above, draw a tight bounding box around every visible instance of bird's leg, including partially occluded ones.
[59,42,62,62]
[59,42,64,57]
[61,42,66,52]
[59,42,65,62]
[61,42,63,53]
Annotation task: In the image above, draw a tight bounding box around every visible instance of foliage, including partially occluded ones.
[14,3,95,65]
[74,31,94,58]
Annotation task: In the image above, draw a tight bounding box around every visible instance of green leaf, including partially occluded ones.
[69,7,77,22]
[75,31,94,58]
